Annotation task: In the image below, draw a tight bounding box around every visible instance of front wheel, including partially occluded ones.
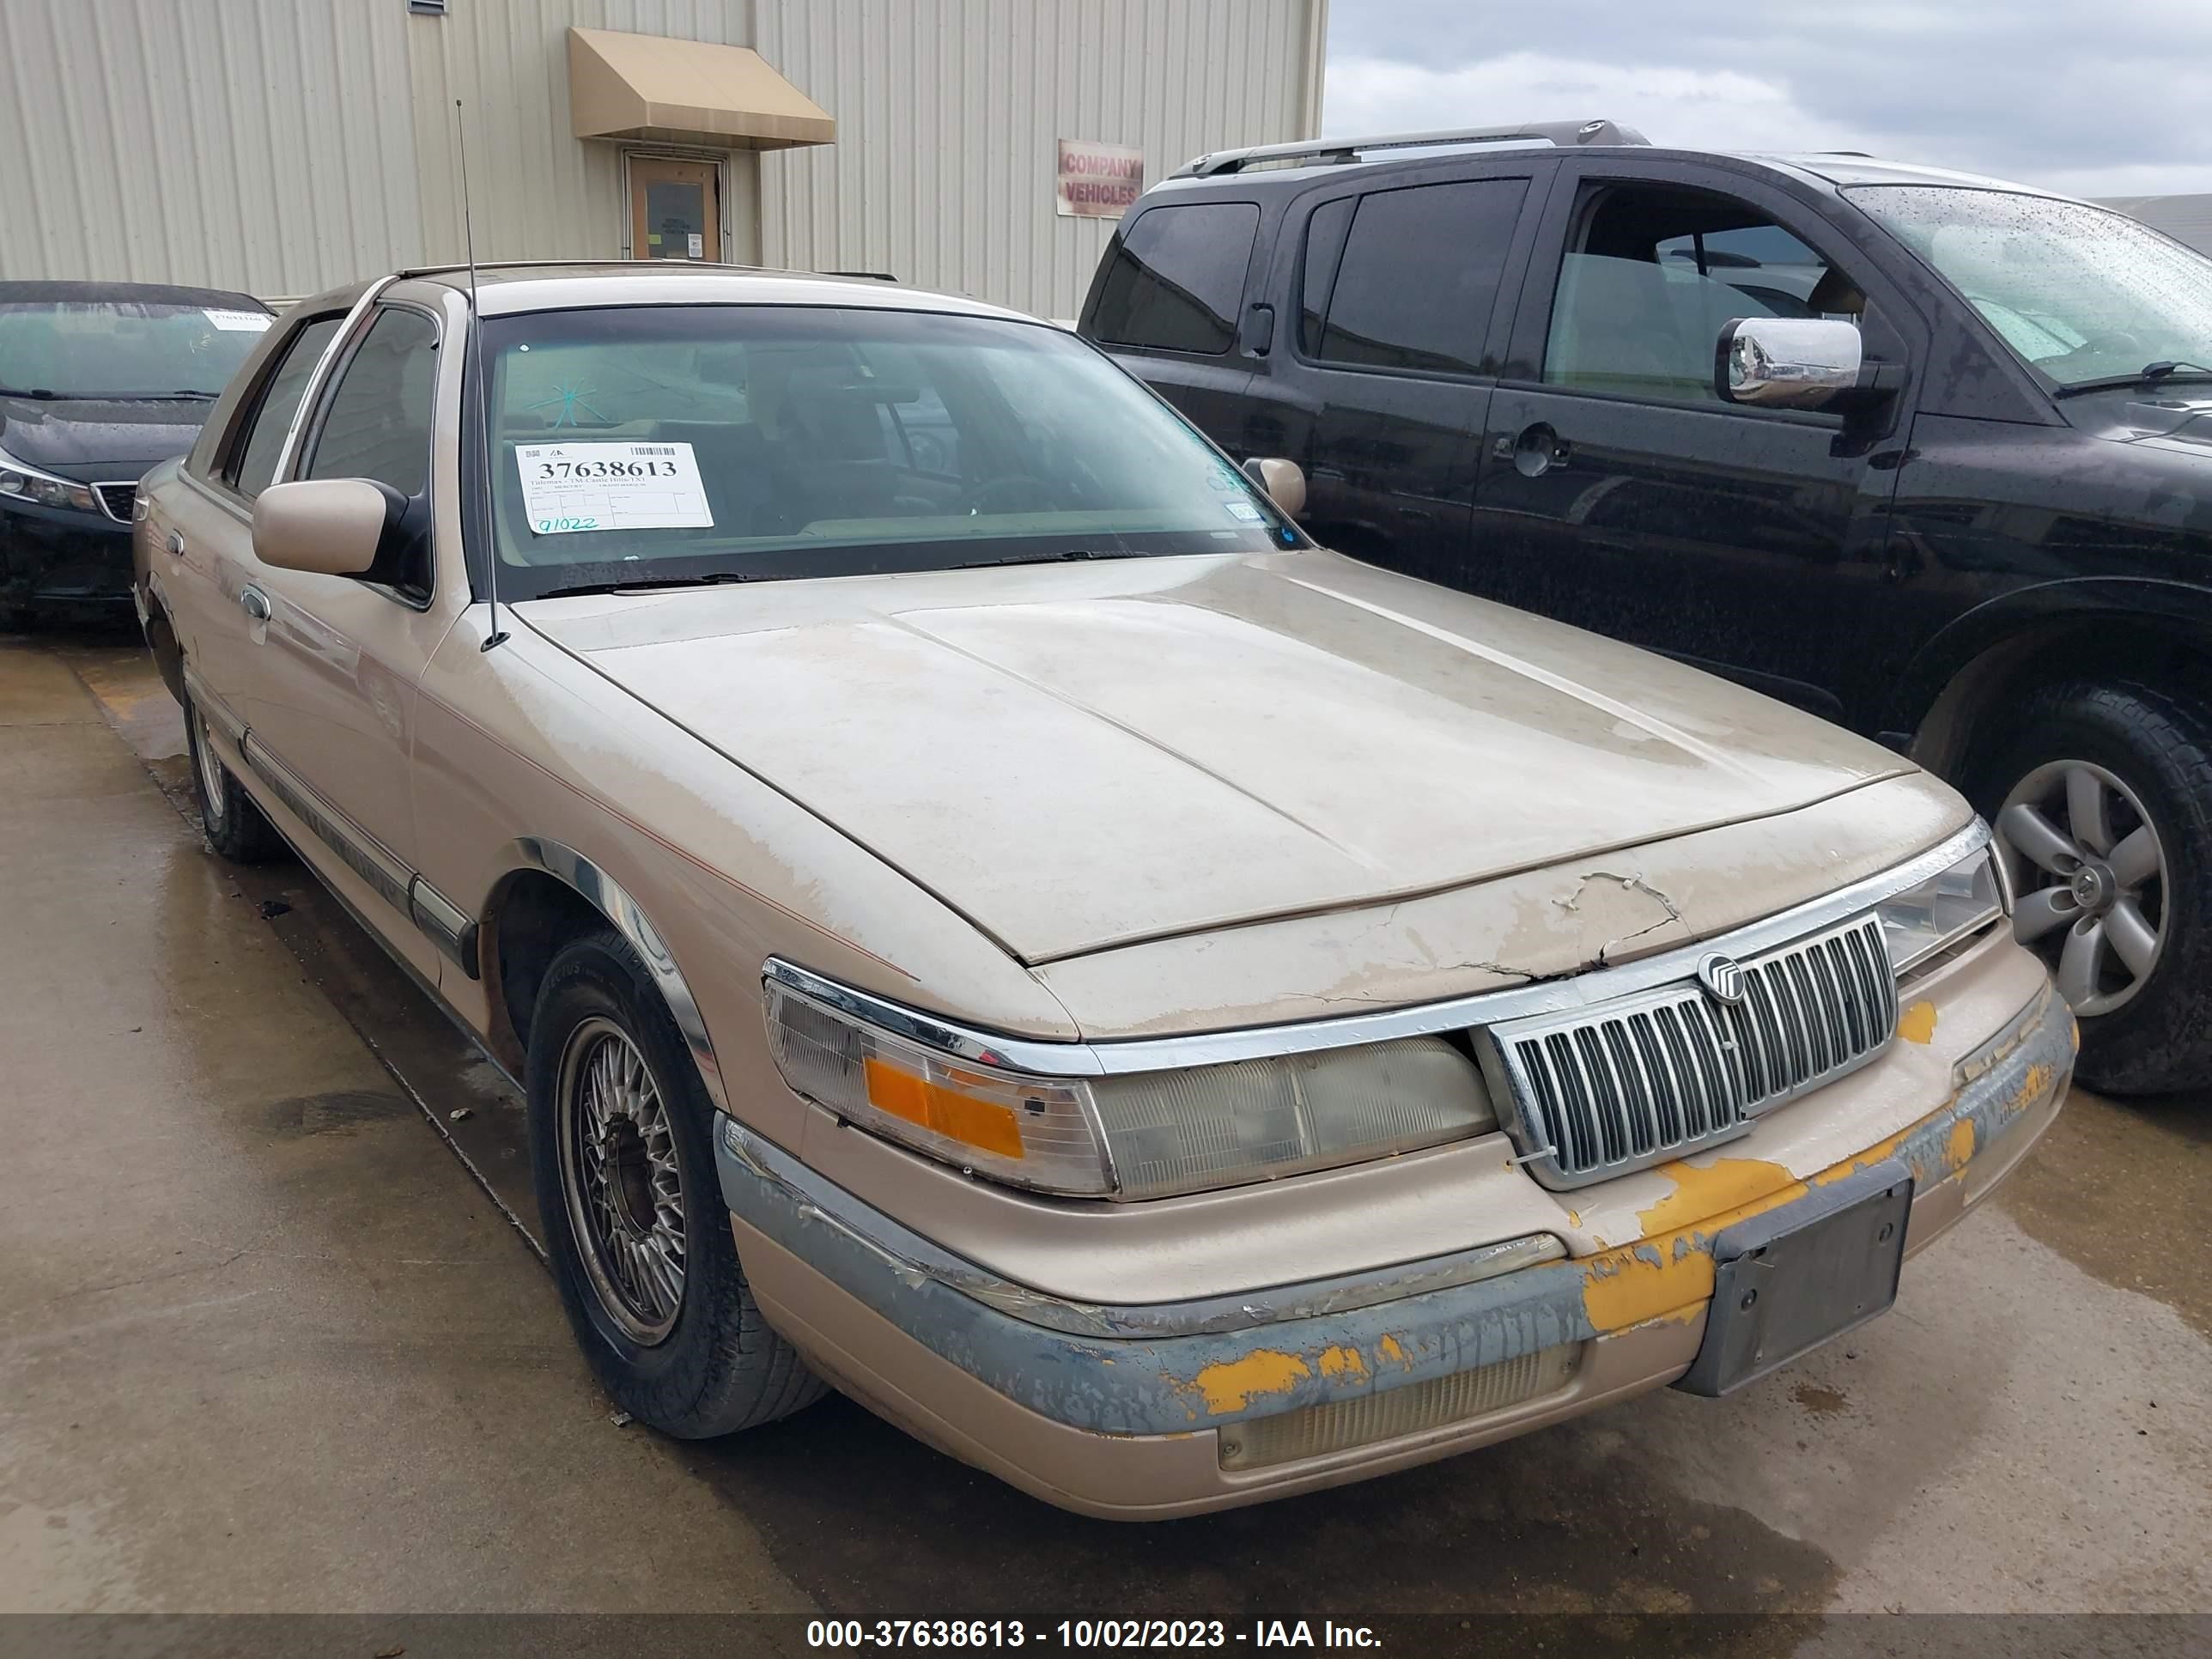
[1976,678,2212,1095]
[526,928,824,1436]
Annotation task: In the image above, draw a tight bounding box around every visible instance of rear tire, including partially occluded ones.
[1972,678,2212,1095]
[526,927,824,1436]
[184,695,287,865]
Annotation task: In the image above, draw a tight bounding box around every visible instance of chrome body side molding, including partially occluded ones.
[181,665,478,978]
[499,836,730,1115]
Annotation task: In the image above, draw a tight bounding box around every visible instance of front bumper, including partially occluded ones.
[716,982,2073,1519]
[1,497,135,609]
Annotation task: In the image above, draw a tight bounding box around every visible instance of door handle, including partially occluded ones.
[1510,423,1570,478]
[165,530,185,559]
[240,586,271,623]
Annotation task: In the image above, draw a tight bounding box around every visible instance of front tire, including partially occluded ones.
[526,928,824,1436]
[1975,678,2212,1095]
[184,695,287,864]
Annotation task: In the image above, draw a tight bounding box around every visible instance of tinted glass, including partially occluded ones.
[1546,186,1859,404]
[1313,179,1527,375]
[228,316,343,498]
[481,304,1299,601]
[1089,203,1260,355]
[304,308,438,498]
[1298,197,1354,355]
[0,298,270,399]
[1850,185,2212,389]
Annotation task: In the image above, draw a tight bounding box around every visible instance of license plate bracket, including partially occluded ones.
[1674,1158,1913,1397]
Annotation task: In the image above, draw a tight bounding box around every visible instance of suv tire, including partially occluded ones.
[526,927,825,1437]
[1974,678,2212,1095]
[185,696,289,865]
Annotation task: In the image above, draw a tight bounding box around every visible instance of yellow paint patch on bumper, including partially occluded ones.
[1182,1349,1312,1414]
[1898,1000,1939,1043]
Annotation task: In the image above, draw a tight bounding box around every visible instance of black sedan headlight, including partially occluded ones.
[0,446,100,514]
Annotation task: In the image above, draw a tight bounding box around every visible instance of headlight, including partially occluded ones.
[1875,840,2006,975]
[765,981,1498,1200]
[0,446,100,514]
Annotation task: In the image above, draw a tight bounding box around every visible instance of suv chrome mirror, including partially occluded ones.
[1242,456,1306,517]
[252,479,393,576]
[1715,318,1863,409]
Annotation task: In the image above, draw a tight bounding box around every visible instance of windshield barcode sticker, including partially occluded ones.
[204,308,270,332]
[514,441,714,536]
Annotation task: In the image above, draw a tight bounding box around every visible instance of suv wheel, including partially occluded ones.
[526,927,825,1436]
[1977,678,2212,1095]
[184,696,288,864]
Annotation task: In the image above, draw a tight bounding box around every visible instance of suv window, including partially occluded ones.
[1545,184,1867,405]
[1305,179,1528,376]
[225,315,343,498]
[303,307,438,498]
[1090,203,1260,356]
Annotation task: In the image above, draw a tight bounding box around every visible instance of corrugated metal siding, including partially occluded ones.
[0,0,421,295]
[2101,193,2212,258]
[756,0,1325,318]
[0,0,1320,318]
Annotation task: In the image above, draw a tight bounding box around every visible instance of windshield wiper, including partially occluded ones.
[948,547,1154,571]
[2053,362,2212,398]
[529,570,772,599]
[0,386,61,399]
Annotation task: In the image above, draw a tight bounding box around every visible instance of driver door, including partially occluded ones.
[1470,161,1928,720]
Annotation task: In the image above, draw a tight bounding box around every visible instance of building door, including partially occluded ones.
[629,158,720,261]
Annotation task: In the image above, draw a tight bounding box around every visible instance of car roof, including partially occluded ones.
[0,279,269,309]
[391,261,1035,322]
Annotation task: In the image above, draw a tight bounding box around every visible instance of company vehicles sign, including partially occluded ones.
[1055,140,1144,218]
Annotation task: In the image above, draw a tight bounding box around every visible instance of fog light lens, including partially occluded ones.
[1218,1343,1580,1470]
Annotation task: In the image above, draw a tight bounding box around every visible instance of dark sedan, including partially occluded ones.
[1,281,272,623]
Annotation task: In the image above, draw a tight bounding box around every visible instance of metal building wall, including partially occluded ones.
[0,0,1322,317]
[756,0,1327,318]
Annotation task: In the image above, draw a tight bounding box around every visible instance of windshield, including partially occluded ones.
[0,299,271,398]
[481,304,1300,599]
[1848,185,2212,390]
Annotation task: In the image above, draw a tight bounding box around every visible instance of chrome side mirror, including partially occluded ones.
[252,478,394,576]
[1715,317,1864,410]
[1241,456,1306,518]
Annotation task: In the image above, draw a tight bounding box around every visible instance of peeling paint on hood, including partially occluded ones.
[526,550,1914,964]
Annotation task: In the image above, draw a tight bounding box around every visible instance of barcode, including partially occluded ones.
[632,445,678,455]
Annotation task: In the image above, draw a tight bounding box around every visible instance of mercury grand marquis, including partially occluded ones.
[132,264,2072,1517]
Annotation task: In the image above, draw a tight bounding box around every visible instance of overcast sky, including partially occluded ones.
[1323,0,2212,199]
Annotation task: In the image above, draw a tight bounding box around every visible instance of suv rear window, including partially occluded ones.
[1304,179,1527,376]
[1089,203,1260,356]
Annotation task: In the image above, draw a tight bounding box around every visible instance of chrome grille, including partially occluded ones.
[1482,914,1896,1189]
[95,482,137,521]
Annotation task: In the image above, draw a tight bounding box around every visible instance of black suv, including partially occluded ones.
[1079,120,2212,1095]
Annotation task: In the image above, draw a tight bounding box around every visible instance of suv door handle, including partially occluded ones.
[1507,423,1570,477]
[165,530,185,559]
[240,586,271,623]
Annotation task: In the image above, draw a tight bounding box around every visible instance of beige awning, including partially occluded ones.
[568,27,834,151]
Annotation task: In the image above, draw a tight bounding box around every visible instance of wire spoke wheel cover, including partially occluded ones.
[556,1015,688,1344]
[1997,759,2169,1018]
[192,706,228,826]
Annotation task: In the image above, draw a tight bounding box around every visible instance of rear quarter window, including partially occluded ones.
[1089,202,1261,356]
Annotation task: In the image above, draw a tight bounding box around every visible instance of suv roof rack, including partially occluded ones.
[1177,118,1650,179]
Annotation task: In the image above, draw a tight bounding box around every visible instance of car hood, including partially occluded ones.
[525,550,1916,964]
[0,393,207,480]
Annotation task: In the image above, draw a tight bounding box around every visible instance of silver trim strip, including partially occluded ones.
[180,666,246,750]
[719,1115,1566,1339]
[271,276,396,484]
[766,820,1993,1078]
[501,837,730,1115]
[408,878,480,978]
[244,734,414,915]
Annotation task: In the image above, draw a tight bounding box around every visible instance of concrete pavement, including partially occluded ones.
[3,633,2205,1621]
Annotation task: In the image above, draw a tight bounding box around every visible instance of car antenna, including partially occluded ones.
[456,99,507,651]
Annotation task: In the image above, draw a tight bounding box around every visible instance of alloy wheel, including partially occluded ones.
[1996,760,2169,1017]
[555,1015,688,1344]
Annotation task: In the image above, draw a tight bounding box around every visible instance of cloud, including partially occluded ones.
[1324,52,1871,159]
[1325,1,2212,200]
